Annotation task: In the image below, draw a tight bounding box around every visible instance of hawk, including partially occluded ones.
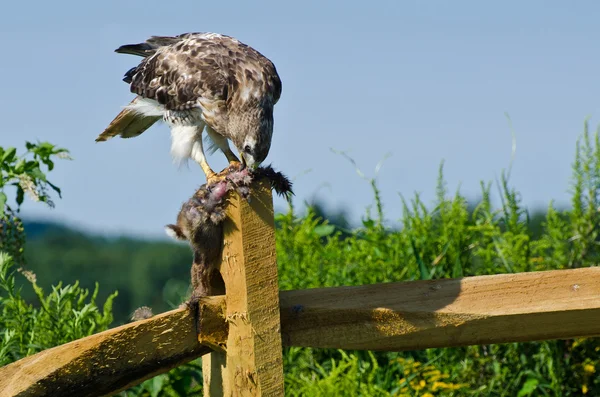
[96,32,282,182]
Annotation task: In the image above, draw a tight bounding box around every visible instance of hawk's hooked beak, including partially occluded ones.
[240,153,259,171]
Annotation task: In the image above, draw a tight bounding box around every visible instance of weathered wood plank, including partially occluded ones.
[203,180,285,397]
[6,251,600,396]
[0,296,227,397]
[280,267,600,351]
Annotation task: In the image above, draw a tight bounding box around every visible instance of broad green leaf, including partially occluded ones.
[0,192,6,214]
[39,142,54,151]
[314,224,335,237]
[24,160,38,171]
[1,147,16,164]
[14,160,25,174]
[149,374,166,397]
[28,167,46,181]
[517,378,539,397]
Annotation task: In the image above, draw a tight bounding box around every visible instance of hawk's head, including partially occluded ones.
[228,105,274,170]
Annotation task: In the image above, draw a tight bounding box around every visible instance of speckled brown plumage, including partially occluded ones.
[124,33,281,112]
[96,32,282,174]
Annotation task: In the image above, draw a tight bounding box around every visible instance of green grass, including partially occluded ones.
[4,121,600,395]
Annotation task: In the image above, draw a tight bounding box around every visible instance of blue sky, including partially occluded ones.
[1,1,599,237]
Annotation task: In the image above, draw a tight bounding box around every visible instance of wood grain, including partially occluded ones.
[0,297,227,397]
[203,180,284,397]
[280,267,600,351]
[5,234,600,396]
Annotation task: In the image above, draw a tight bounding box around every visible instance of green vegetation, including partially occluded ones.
[0,142,116,366]
[3,121,600,395]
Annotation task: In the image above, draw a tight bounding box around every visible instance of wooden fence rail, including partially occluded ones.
[1,182,600,396]
[0,298,225,397]
[280,267,600,350]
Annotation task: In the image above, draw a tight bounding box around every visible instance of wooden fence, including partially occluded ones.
[1,180,600,396]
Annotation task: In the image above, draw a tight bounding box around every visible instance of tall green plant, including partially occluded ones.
[0,141,70,264]
[0,141,117,366]
[7,120,600,396]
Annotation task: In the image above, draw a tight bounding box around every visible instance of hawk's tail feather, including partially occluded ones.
[115,36,184,57]
[114,43,156,57]
[95,98,161,143]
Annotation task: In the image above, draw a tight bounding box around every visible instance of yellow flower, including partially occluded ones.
[432,381,466,391]
[422,394,435,397]
[410,379,425,391]
[583,384,588,394]
[428,374,442,382]
[584,364,596,374]
[409,380,417,387]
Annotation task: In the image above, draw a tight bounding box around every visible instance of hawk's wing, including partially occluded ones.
[97,33,282,142]
[126,34,232,111]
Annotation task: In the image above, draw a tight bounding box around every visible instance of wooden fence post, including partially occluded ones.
[203,179,284,396]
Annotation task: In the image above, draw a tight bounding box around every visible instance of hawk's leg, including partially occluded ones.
[205,127,241,167]
[190,137,221,183]
[168,121,223,183]
[192,143,238,184]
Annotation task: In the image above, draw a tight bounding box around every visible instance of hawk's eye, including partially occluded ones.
[244,145,251,153]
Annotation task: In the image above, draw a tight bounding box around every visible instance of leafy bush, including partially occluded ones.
[0,142,117,366]
[119,360,203,397]
[1,141,71,265]
[273,120,600,396]
[5,121,600,396]
[0,252,116,365]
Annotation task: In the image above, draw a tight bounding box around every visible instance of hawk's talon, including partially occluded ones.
[206,167,235,185]
[206,173,224,185]
[227,160,244,172]
[200,161,221,185]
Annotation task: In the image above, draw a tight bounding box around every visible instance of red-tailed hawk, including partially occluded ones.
[96,32,282,182]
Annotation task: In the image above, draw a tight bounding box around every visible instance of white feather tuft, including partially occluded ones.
[170,125,200,166]
[125,97,165,117]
